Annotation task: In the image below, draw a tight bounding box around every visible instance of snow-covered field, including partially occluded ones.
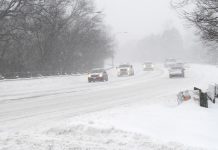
[0,64,218,150]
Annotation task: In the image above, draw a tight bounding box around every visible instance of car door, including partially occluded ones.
[103,71,108,79]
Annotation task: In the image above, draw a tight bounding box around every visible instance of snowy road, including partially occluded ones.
[0,65,167,128]
[0,64,215,128]
[0,64,218,150]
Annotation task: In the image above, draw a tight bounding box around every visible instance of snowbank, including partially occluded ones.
[1,99,217,150]
[1,64,218,150]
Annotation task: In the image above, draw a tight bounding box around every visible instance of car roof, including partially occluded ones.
[119,64,131,66]
[170,66,183,69]
[166,59,176,61]
[91,68,105,71]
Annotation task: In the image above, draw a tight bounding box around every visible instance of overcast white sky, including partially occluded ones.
[95,0,186,40]
[94,0,203,63]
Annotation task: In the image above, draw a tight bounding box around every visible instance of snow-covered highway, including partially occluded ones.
[0,65,165,127]
[0,64,218,150]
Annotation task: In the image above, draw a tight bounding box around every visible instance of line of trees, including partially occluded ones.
[0,0,114,77]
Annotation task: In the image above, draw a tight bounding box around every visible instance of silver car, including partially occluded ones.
[169,66,185,78]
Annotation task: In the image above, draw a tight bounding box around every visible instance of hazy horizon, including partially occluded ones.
[95,0,206,64]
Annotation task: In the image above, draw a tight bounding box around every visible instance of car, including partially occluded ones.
[0,74,4,80]
[116,64,134,77]
[88,68,108,82]
[164,59,177,68]
[143,62,154,71]
[169,66,185,78]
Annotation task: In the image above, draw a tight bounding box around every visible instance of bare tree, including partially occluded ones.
[172,0,218,45]
[0,0,25,19]
[0,0,114,77]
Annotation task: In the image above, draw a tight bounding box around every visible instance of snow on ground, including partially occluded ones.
[0,64,218,150]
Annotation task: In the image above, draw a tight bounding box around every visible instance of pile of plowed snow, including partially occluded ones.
[0,123,205,150]
[1,99,217,150]
[1,64,218,150]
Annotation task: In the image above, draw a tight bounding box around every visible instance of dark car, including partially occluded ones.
[88,68,108,82]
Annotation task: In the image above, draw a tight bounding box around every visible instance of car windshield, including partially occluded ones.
[166,59,176,62]
[171,67,182,70]
[119,64,130,68]
[91,69,104,73]
[177,63,183,66]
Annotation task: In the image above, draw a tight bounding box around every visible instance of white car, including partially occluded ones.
[143,62,154,71]
[116,64,134,77]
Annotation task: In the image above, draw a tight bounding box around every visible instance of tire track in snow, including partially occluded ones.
[0,67,165,127]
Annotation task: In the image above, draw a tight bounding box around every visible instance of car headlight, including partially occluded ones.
[99,73,103,77]
[88,74,91,77]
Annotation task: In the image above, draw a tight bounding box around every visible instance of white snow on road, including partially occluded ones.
[0,64,218,150]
